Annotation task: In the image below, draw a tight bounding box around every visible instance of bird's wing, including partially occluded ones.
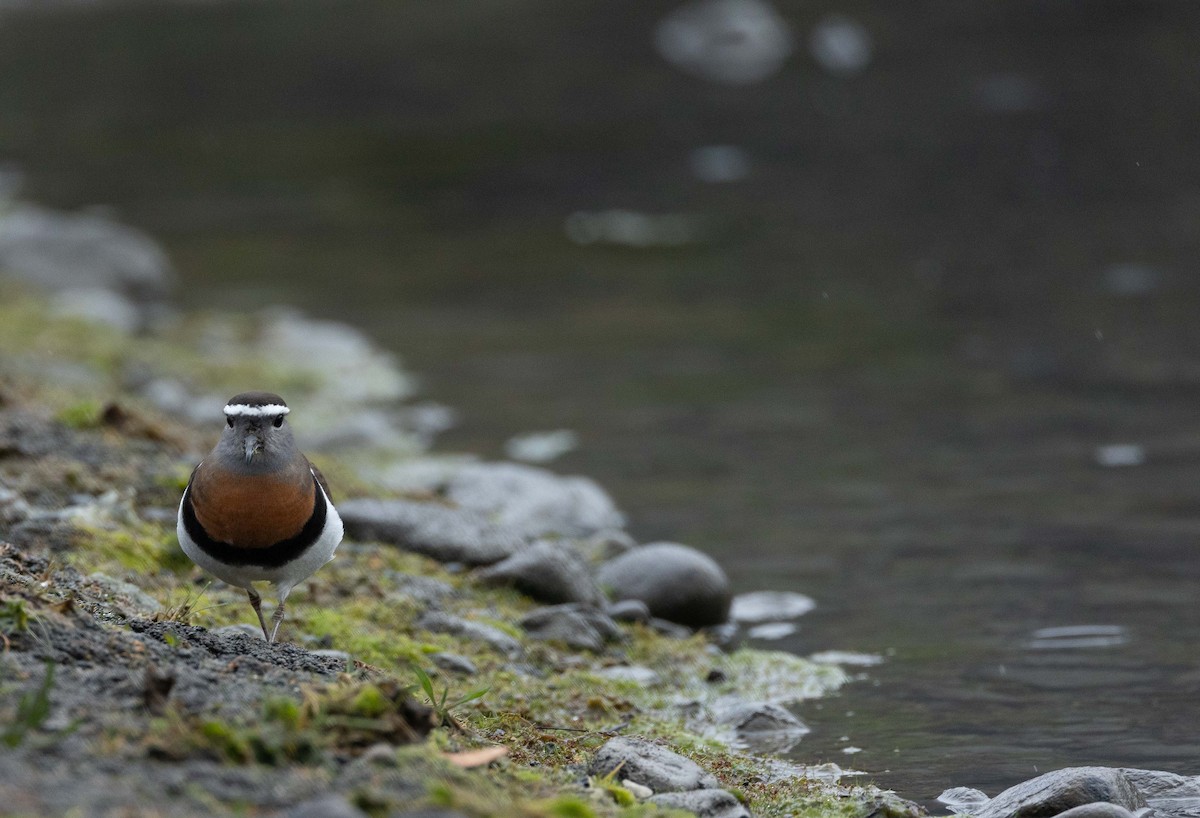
[309,461,333,502]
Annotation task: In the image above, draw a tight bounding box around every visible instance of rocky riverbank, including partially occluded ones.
[0,222,909,818]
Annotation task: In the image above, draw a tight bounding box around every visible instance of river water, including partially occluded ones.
[3,0,1200,804]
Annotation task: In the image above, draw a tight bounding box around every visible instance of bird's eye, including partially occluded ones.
[226,416,234,428]
[273,415,284,428]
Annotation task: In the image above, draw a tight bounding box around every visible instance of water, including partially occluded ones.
[3,0,1200,804]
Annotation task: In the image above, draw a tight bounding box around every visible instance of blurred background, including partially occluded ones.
[2,0,1199,802]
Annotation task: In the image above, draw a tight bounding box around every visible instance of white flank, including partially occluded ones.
[224,403,290,418]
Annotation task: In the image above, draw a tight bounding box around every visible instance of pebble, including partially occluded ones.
[417,612,522,657]
[284,794,368,818]
[623,779,654,800]
[519,604,620,652]
[598,543,732,628]
[431,653,477,675]
[729,591,816,624]
[605,598,651,624]
[647,789,751,818]
[589,736,718,793]
[475,540,603,606]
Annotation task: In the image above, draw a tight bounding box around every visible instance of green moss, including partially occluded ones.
[199,720,252,764]
[56,399,104,429]
[72,520,191,577]
[542,796,597,818]
[350,685,389,718]
[0,598,29,634]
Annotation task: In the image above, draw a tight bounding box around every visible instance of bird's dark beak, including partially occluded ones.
[243,430,262,462]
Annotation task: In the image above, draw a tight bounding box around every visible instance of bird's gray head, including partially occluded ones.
[217,391,296,468]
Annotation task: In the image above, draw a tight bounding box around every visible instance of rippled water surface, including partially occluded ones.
[3,0,1200,803]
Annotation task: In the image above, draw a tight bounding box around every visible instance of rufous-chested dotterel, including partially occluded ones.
[177,391,343,642]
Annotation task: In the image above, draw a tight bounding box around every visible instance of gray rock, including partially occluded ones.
[50,288,141,334]
[285,794,368,818]
[1053,804,1139,818]
[729,591,815,624]
[0,204,173,305]
[339,498,527,565]
[704,622,743,652]
[711,700,809,753]
[651,618,696,639]
[595,665,660,685]
[576,529,638,563]
[431,652,477,675]
[606,598,652,624]
[382,460,624,539]
[1116,769,1200,817]
[598,542,731,628]
[387,572,458,605]
[1120,768,1200,800]
[212,623,265,640]
[589,737,718,793]
[309,649,352,665]
[0,486,31,526]
[977,768,1146,818]
[519,604,621,652]
[475,540,603,605]
[416,612,521,657]
[648,789,750,818]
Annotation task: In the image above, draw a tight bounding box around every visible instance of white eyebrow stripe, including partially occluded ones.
[224,404,290,418]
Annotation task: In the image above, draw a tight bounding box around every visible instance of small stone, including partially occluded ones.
[0,486,31,526]
[650,618,695,639]
[386,572,458,605]
[310,649,352,665]
[808,14,873,76]
[598,543,731,628]
[213,623,265,640]
[655,0,793,86]
[712,700,810,753]
[647,789,750,818]
[623,780,654,800]
[730,591,816,624]
[475,540,603,606]
[976,767,1146,818]
[937,786,990,813]
[504,429,578,463]
[359,743,400,766]
[704,622,742,652]
[417,612,521,657]
[595,666,660,685]
[746,622,796,640]
[431,653,477,675]
[606,598,651,623]
[285,794,369,818]
[589,737,718,793]
[520,604,620,652]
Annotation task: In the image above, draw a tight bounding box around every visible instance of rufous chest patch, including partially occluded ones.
[189,463,316,549]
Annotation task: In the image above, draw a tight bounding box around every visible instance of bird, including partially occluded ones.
[177,391,343,643]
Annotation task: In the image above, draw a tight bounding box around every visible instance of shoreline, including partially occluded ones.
[0,274,909,817]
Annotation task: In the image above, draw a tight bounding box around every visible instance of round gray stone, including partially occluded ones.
[598,543,731,628]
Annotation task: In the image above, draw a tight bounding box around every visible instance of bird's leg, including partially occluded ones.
[247,587,270,641]
[268,601,286,644]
